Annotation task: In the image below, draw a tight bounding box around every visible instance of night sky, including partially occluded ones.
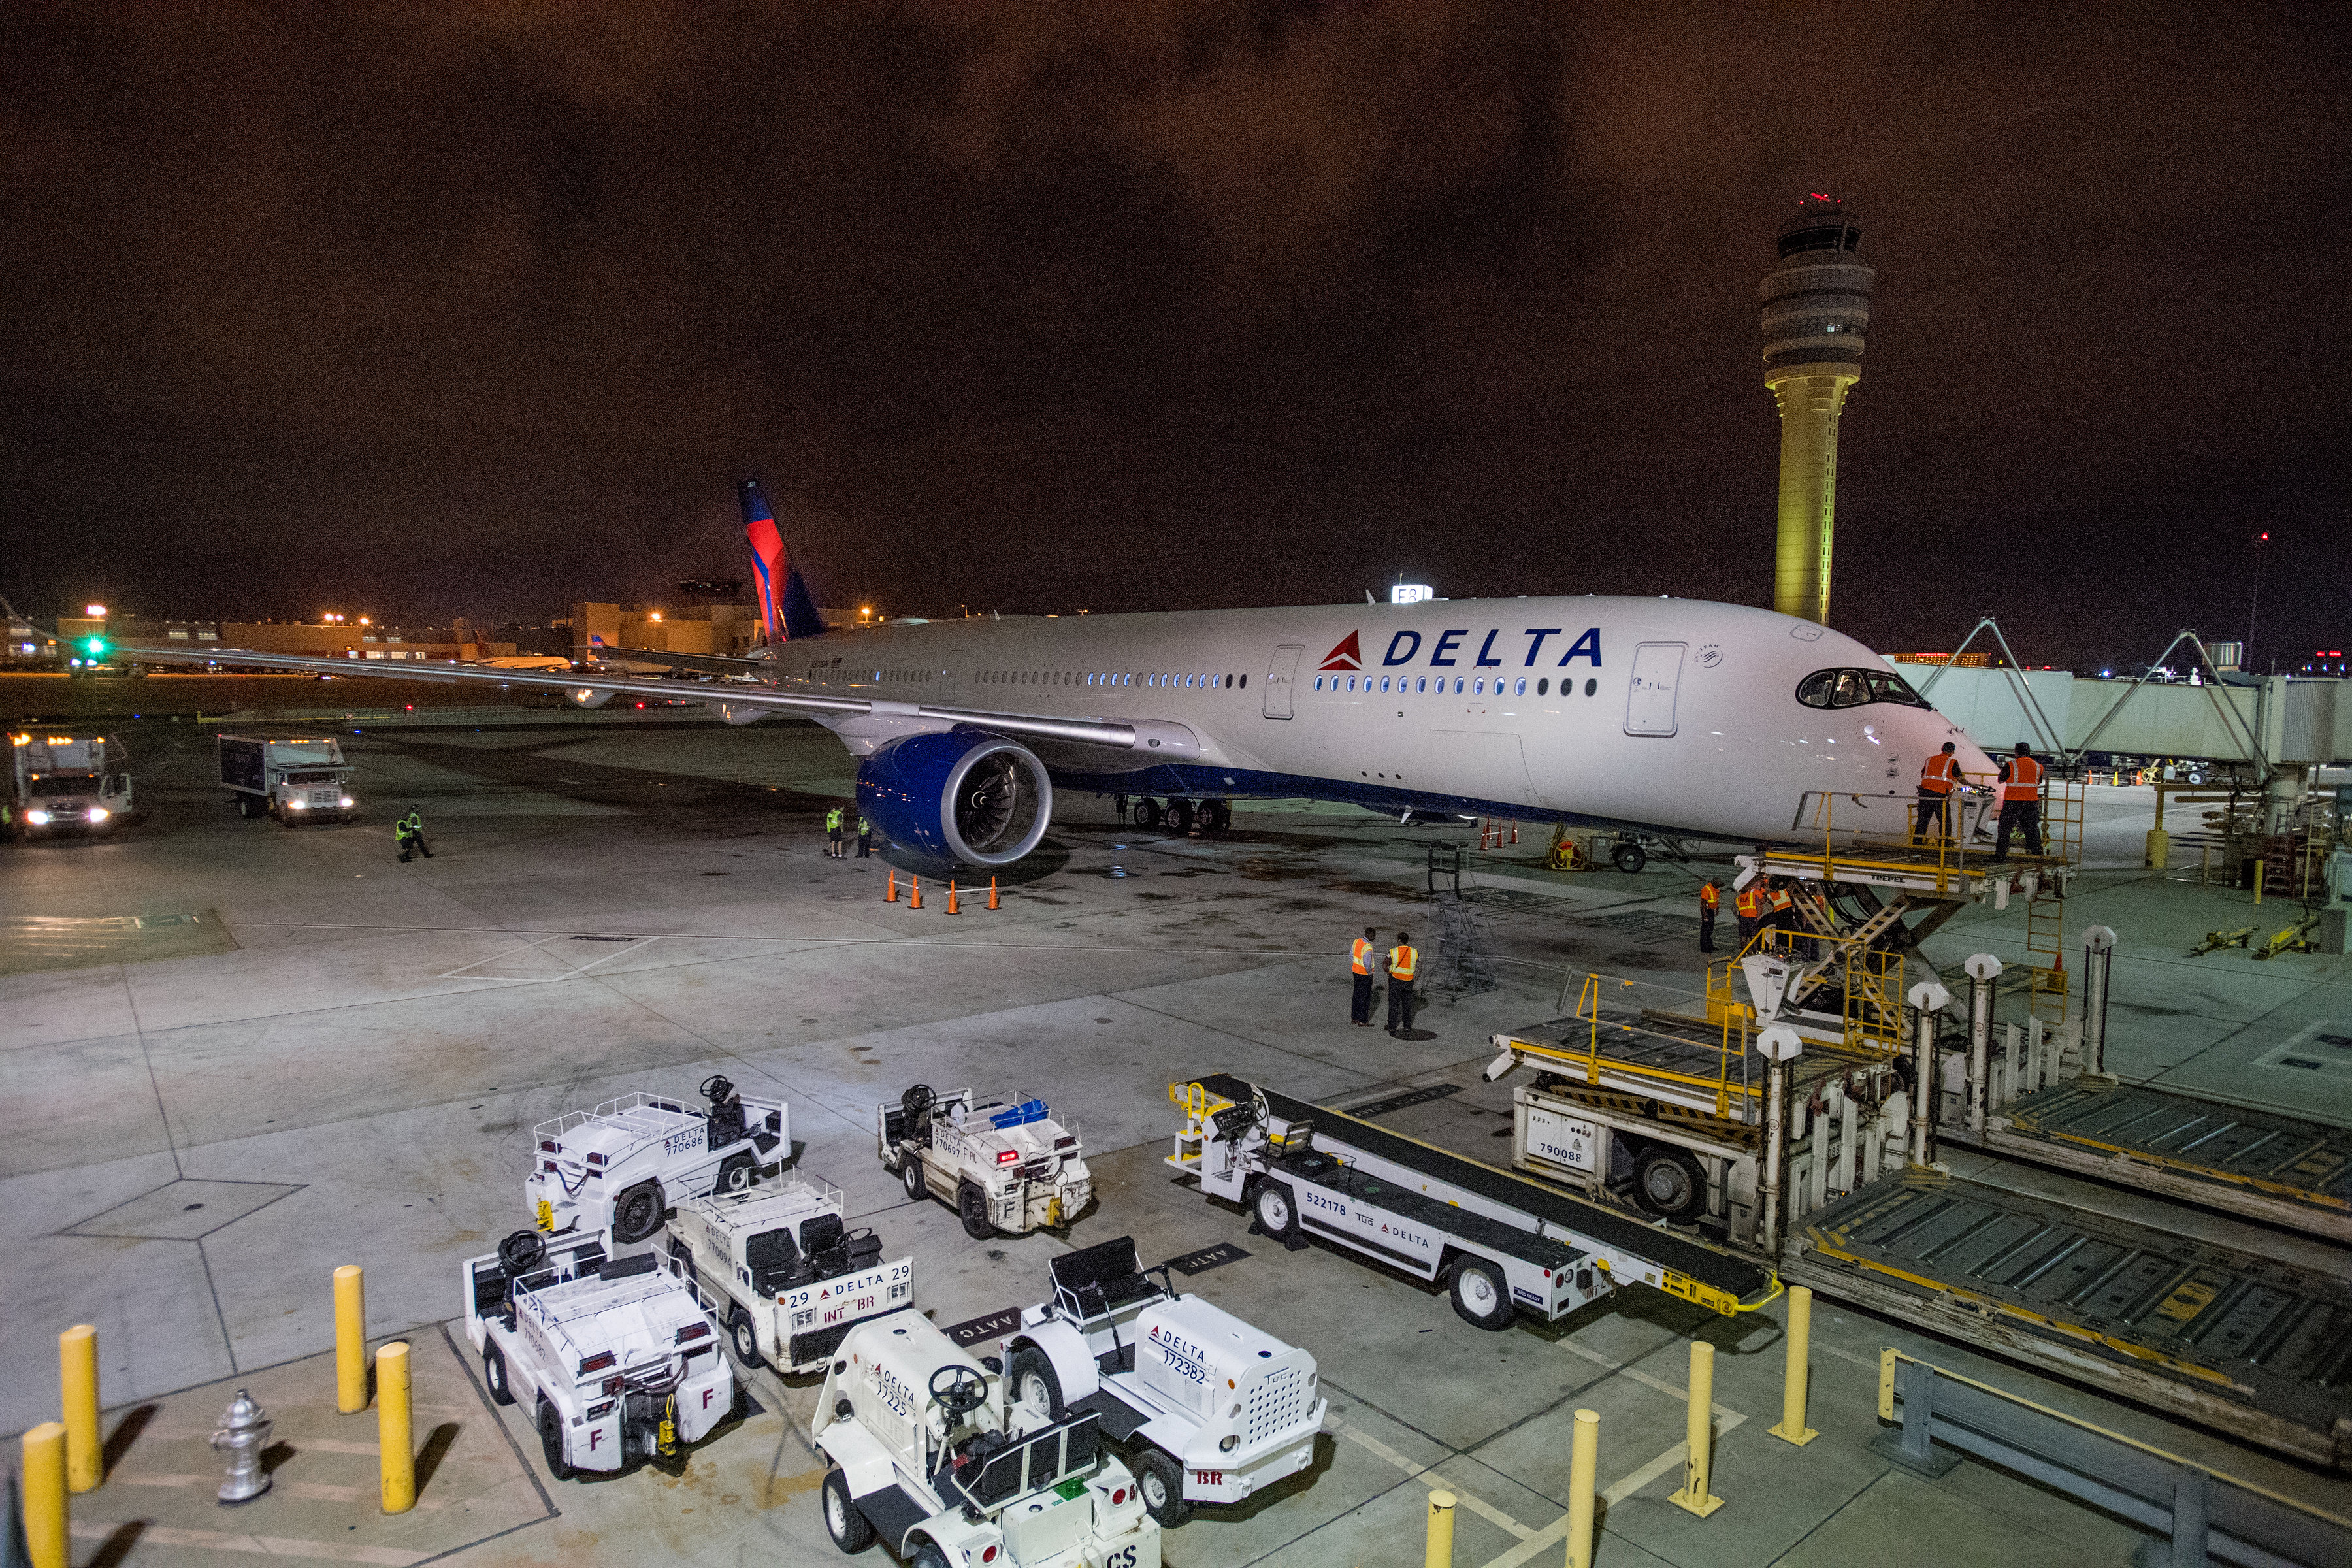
[4,3,2344,670]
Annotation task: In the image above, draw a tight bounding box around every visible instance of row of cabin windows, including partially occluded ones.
[977,670,1246,691]
[804,668,934,684]
[1318,672,1601,699]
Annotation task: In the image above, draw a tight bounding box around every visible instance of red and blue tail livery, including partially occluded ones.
[737,480,827,644]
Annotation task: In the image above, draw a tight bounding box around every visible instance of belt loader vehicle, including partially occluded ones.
[461,1229,735,1480]
[6,732,136,838]
[814,1311,1159,1568]
[662,1177,913,1373]
[216,734,356,824]
[529,1075,791,1243]
[881,1083,1092,1239]
[1168,1076,1776,1328]
[1001,1235,1324,1527]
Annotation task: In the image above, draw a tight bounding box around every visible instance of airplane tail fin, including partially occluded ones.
[739,480,826,644]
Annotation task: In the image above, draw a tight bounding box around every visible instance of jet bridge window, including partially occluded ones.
[1795,667,1933,710]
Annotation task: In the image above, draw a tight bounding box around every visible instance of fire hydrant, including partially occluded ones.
[211,1389,273,1505]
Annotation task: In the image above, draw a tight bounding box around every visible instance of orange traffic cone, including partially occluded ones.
[886,868,898,902]
[987,877,1000,910]
[1509,820,1519,845]
[910,875,923,910]
[947,881,960,915]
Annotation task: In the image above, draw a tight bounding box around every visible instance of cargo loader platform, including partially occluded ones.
[1782,1167,2352,1469]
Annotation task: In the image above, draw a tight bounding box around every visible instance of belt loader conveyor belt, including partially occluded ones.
[1942,1079,2352,1245]
[1192,1073,1773,1307]
[1782,1168,2352,1469]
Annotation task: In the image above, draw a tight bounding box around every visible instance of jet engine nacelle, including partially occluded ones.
[567,687,615,710]
[857,729,1053,867]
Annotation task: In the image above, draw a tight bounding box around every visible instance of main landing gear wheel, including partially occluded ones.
[1164,799,1196,836]
[1007,1345,1065,1420]
[1633,1145,1708,1223]
[957,1181,994,1239]
[1132,796,1164,830]
[1448,1255,1514,1331]
[822,1467,875,1552]
[1136,1448,1193,1527]
[1197,799,1230,832]
[1612,841,1648,874]
[612,1181,666,1244]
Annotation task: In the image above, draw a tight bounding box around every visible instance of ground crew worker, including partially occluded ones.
[826,804,845,858]
[1698,879,1720,954]
[1733,877,1765,947]
[1113,792,1130,824]
[1765,878,1795,945]
[395,807,433,862]
[857,813,873,857]
[1386,932,1419,1034]
[1350,926,1378,1026]
[1916,742,1959,842]
[1991,742,2046,862]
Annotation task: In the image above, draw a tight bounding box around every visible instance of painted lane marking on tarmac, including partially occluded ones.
[1559,1339,1742,1420]
[1476,1412,1752,1568]
[435,933,664,983]
[69,1521,429,1565]
[111,1475,449,1509]
[1326,1414,1534,1540]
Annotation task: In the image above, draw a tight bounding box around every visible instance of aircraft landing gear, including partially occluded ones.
[1164,799,1196,836]
[1132,797,1164,830]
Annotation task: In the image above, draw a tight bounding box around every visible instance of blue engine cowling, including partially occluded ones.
[857,730,1053,867]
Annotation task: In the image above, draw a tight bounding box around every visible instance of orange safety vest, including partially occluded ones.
[1388,945,1418,982]
[1700,885,1719,913]
[1735,885,1766,920]
[2002,755,2044,805]
[1351,938,1375,975]
[1919,752,1958,794]
[1769,887,1793,913]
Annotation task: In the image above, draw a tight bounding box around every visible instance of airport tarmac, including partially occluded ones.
[4,709,2346,1567]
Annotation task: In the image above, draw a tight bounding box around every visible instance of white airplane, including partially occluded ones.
[123,481,1995,867]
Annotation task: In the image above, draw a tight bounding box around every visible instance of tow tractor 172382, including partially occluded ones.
[1001,1235,1324,1527]
[461,1229,735,1479]
[527,1075,789,1243]
[879,1083,1092,1239]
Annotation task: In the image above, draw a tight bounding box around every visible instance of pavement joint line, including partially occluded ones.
[67,1520,431,1565]
[1814,1339,1882,1371]
[1475,1411,1751,1568]
[1325,1413,1535,1540]
[1558,1339,1742,1421]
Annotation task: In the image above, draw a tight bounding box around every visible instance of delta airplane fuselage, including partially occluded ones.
[772,595,1991,845]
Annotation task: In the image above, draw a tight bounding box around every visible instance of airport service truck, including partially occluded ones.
[528,1075,791,1243]
[662,1177,913,1373]
[461,1229,735,1480]
[6,732,135,839]
[813,1311,1160,1568]
[1002,1236,1324,1527]
[881,1083,1092,1239]
[216,734,357,824]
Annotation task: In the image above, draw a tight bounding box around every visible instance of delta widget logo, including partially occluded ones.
[1318,632,1362,672]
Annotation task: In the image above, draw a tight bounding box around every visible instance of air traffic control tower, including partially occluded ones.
[1762,195,1874,624]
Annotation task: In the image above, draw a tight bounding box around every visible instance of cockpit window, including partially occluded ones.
[1795,667,1931,710]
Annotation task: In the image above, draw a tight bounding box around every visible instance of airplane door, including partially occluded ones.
[1624,642,1686,737]
[1264,644,1303,719]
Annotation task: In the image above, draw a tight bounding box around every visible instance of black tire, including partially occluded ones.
[1132,797,1164,830]
[237,794,261,819]
[1007,1345,1065,1420]
[538,1401,576,1481]
[957,1181,994,1240]
[1165,799,1195,836]
[1632,1145,1708,1223]
[900,1152,929,1201]
[612,1181,666,1244]
[713,1152,755,1195]
[730,1309,765,1370]
[1612,841,1647,874]
[907,1542,950,1568]
[822,1467,875,1553]
[1448,1254,1515,1331]
[1253,1179,1298,1241]
[483,1345,514,1405]
[1136,1446,1194,1527]
[1203,799,1232,832]
[281,806,299,829]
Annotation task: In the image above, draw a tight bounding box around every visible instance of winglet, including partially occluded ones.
[738,480,826,643]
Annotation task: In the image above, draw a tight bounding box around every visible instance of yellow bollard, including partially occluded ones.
[1565,1409,1599,1568]
[1770,1286,1819,1445]
[21,1422,68,1568]
[1668,1341,1724,1517]
[2253,861,2265,906]
[335,1265,368,1414]
[378,1340,415,1514]
[60,1324,100,1492]
[1424,1489,1457,1568]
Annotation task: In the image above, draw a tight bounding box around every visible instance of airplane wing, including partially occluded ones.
[116,642,1201,759]
[587,646,772,678]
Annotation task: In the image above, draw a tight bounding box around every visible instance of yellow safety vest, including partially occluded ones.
[1388,945,1418,981]
[827,808,843,830]
[1351,938,1374,975]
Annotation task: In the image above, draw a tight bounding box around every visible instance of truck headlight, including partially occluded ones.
[287,798,306,809]
[340,796,355,808]
[26,810,50,825]
[87,807,108,822]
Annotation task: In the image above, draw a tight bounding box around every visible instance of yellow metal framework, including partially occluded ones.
[1703,926,1908,1057]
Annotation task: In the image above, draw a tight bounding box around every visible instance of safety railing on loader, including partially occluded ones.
[1549,973,1759,1119]
[1702,926,1908,1058]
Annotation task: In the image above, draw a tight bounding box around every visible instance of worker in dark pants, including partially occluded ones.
[1113,792,1130,824]
[1916,742,1959,843]
[1991,742,2046,862]
[1349,926,1377,1027]
[1386,932,1419,1034]
[1698,879,1720,953]
[826,804,845,858]
[1734,878,1765,949]
[857,813,873,857]
[395,807,433,862]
